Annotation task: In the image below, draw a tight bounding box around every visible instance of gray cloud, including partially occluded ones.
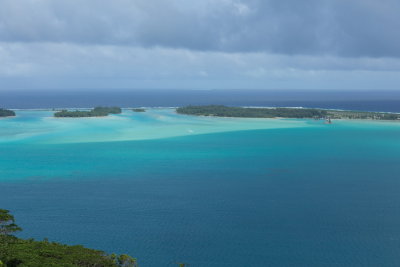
[1,0,400,91]
[1,0,399,57]
[1,42,400,90]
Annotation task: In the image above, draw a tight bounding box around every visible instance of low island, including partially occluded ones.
[54,107,122,118]
[0,108,16,117]
[132,108,146,112]
[176,105,400,120]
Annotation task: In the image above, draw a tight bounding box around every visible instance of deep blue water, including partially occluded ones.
[1,91,400,266]
[2,121,400,266]
[2,89,400,112]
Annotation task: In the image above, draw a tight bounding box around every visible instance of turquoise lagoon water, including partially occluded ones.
[1,109,400,266]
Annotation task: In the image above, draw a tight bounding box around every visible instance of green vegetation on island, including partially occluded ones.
[177,105,328,118]
[132,108,146,112]
[177,105,400,120]
[326,110,400,120]
[0,209,137,267]
[0,109,15,117]
[54,107,122,118]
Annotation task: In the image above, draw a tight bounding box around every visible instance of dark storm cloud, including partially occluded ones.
[0,0,399,57]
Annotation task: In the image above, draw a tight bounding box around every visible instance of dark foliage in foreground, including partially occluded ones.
[0,109,15,117]
[0,209,137,267]
[177,105,328,118]
[54,107,122,117]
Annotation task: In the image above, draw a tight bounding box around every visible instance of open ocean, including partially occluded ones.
[1,90,400,266]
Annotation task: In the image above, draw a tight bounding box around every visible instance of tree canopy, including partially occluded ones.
[0,209,137,267]
[0,209,21,237]
[177,105,400,120]
[177,105,328,118]
[54,107,122,117]
[132,108,146,112]
[0,109,15,117]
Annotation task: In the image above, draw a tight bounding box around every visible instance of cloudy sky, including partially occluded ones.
[1,0,400,90]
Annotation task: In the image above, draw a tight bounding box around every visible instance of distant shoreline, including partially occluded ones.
[176,105,400,121]
[7,107,177,111]
[5,106,400,114]
[3,106,400,122]
[54,107,122,118]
